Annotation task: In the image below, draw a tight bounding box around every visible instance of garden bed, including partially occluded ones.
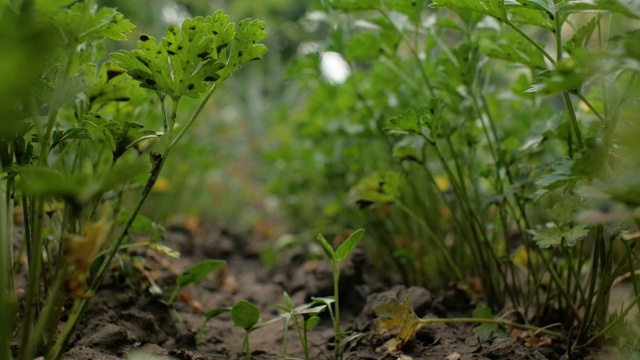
[52,223,615,360]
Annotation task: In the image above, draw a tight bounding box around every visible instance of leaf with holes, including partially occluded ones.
[349,171,404,207]
[161,16,226,97]
[84,61,147,107]
[111,16,226,99]
[217,18,268,81]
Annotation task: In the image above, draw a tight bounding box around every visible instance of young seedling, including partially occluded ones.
[232,300,261,360]
[200,299,281,360]
[316,228,365,360]
[276,291,327,360]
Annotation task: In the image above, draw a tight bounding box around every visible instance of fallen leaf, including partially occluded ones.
[374,297,427,352]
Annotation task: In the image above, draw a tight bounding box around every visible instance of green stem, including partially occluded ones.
[333,260,342,360]
[505,20,555,65]
[0,171,15,360]
[575,228,601,345]
[420,317,565,340]
[282,318,289,358]
[562,92,584,154]
[553,11,584,154]
[243,331,250,360]
[575,92,605,124]
[303,322,310,360]
[378,8,435,97]
[537,249,582,323]
[395,200,463,281]
[172,84,217,148]
[580,291,640,349]
[25,271,65,360]
[291,315,308,358]
[19,197,45,360]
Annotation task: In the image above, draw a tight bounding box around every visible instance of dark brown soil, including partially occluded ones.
[51,223,617,360]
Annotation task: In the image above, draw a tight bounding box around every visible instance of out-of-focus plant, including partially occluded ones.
[0,1,266,359]
[100,0,312,233]
[266,0,640,352]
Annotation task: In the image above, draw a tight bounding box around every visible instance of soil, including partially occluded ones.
[46,223,618,360]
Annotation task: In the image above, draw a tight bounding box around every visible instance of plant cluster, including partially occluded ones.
[200,229,365,360]
[0,1,266,359]
[265,0,640,352]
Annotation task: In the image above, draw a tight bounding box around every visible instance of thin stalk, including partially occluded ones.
[18,197,45,360]
[593,234,615,327]
[505,20,555,65]
[291,315,309,359]
[395,200,463,281]
[281,317,290,358]
[625,240,640,314]
[580,291,640,349]
[418,317,565,340]
[172,84,216,148]
[553,12,584,154]
[23,271,65,360]
[562,245,587,309]
[536,249,582,322]
[13,194,30,277]
[378,9,435,97]
[554,12,563,63]
[302,322,310,360]
[562,92,584,154]
[575,92,605,124]
[332,260,342,360]
[243,332,250,360]
[0,173,15,360]
[575,227,602,345]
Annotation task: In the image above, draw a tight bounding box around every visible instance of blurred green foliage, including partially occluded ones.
[259,0,640,349]
[94,0,312,232]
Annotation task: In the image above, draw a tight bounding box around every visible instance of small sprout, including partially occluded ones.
[231,300,260,360]
[278,292,328,360]
[316,229,365,360]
